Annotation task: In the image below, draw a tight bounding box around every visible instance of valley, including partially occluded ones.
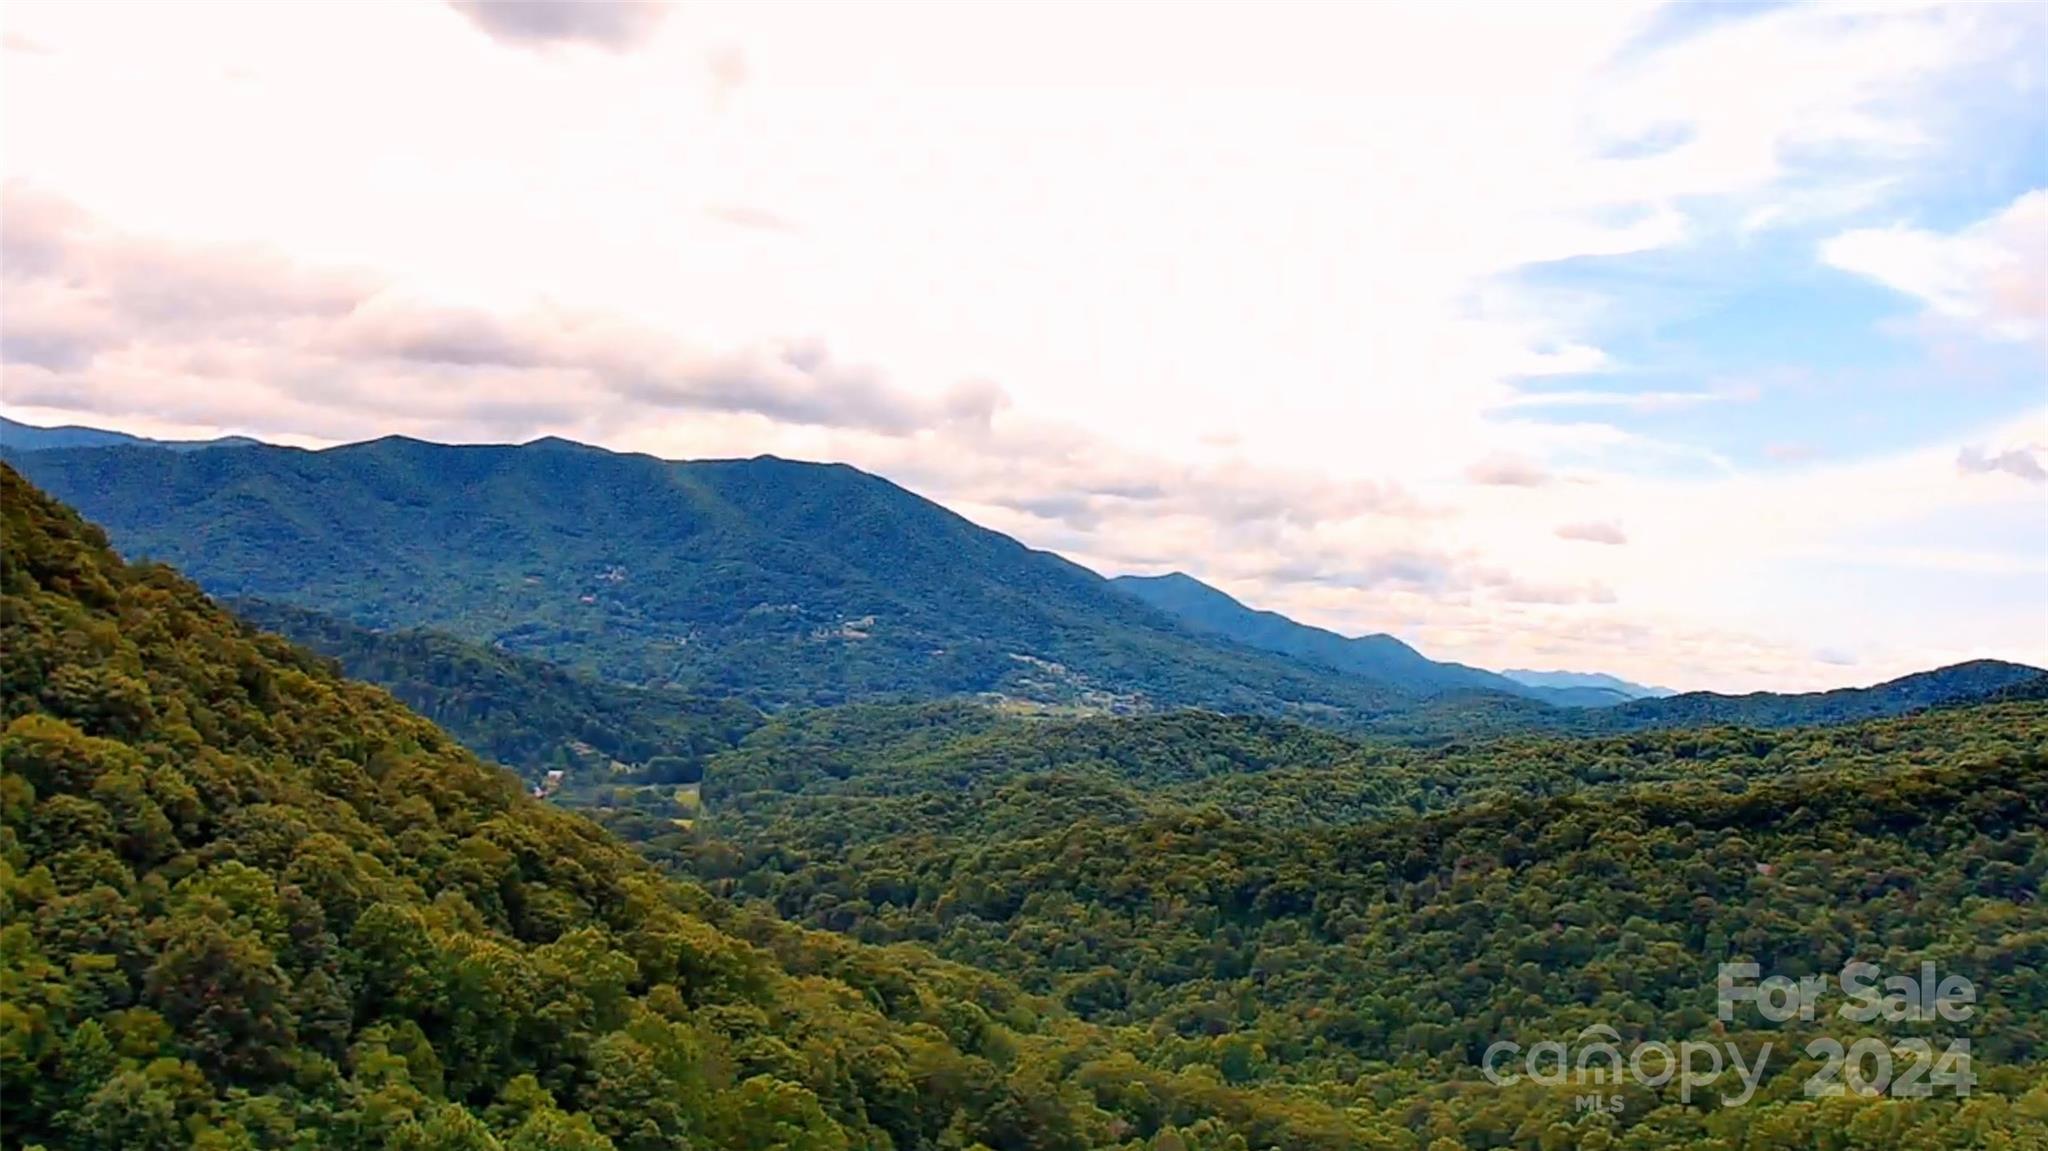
[8,6,2043,1147]
[3,441,2046,1150]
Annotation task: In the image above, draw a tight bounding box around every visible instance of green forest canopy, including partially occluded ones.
[0,463,1393,1150]
[5,462,2048,1150]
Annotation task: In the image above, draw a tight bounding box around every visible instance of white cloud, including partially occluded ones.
[704,203,799,235]
[445,0,672,53]
[1465,453,1552,487]
[1495,386,1757,413]
[0,188,1012,439]
[1741,177,1900,235]
[1555,521,1631,545]
[704,44,747,107]
[1958,443,2047,484]
[3,1,2014,475]
[1821,189,2048,340]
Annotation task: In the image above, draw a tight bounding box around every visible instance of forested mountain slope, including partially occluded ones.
[1589,660,2048,730]
[6,437,1417,720]
[596,697,2048,1145]
[230,599,764,784]
[660,699,2045,834]
[12,434,2039,744]
[10,467,2048,1147]
[1353,661,2047,743]
[0,464,1406,1151]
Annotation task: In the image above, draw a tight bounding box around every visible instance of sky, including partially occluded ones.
[1,0,2043,692]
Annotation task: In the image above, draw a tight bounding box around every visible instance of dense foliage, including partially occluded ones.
[230,600,763,784]
[1,465,1431,1151]
[618,699,2048,837]
[594,701,2048,1146]
[9,457,2048,1150]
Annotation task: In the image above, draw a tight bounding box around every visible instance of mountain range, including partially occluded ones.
[0,413,261,453]
[1111,571,1640,706]
[1500,666,1675,699]
[5,421,2040,739]
[12,435,2048,1151]
[1105,569,2032,730]
[1,434,1416,720]
[8,459,1417,1149]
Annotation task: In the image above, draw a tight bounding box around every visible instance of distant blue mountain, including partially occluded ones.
[1590,661,2045,730]
[1110,571,1626,706]
[1501,668,1675,700]
[1111,571,2044,727]
[0,415,260,453]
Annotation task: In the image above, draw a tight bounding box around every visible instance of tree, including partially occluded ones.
[143,922,295,1082]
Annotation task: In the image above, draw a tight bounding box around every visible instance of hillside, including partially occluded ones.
[6,437,1420,720]
[1342,660,2046,744]
[605,697,2048,1143]
[12,465,2048,1147]
[1592,659,2046,730]
[658,691,2048,853]
[230,599,764,785]
[0,461,1416,1150]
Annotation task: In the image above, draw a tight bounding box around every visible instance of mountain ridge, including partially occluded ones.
[1111,570,1633,706]
[12,445,2048,1148]
[8,425,2039,737]
[1109,570,2044,726]
[1501,666,1676,698]
[1594,657,2046,728]
[0,413,261,453]
[3,436,1429,720]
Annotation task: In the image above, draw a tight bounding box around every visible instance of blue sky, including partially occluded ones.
[1509,227,2040,467]
[1506,4,2046,475]
[1,0,2043,689]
